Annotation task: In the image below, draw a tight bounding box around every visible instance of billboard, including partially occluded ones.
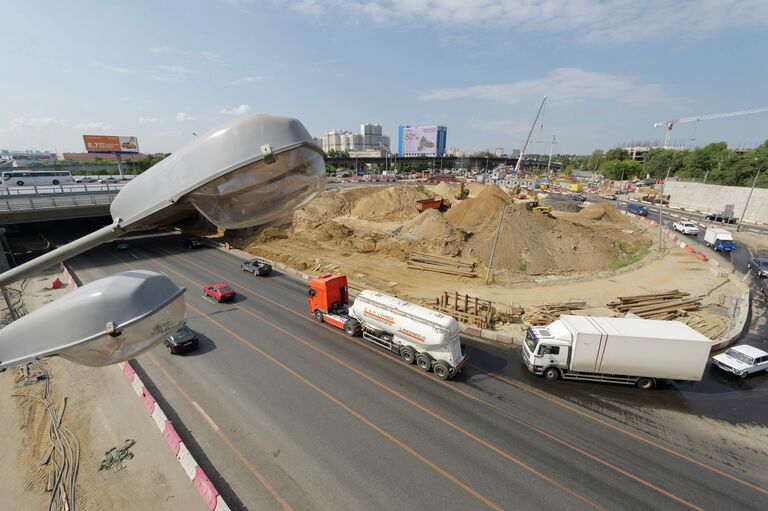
[83,135,140,154]
[401,126,438,156]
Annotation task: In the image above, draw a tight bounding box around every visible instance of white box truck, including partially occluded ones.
[309,274,467,380]
[703,228,735,252]
[522,315,712,389]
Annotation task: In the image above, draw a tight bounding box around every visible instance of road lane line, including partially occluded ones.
[192,401,220,431]
[144,354,294,511]
[167,245,768,498]
[113,252,504,511]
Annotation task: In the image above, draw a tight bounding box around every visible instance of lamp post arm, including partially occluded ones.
[0,220,123,287]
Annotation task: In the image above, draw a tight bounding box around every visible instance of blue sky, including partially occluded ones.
[1,0,767,154]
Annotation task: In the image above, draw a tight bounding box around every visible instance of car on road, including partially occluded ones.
[112,241,131,251]
[74,176,97,183]
[203,282,236,303]
[164,324,199,354]
[712,345,768,378]
[706,212,737,224]
[98,176,119,184]
[182,238,204,249]
[241,258,272,276]
[748,257,768,278]
[571,194,586,202]
[601,194,617,200]
[672,221,699,235]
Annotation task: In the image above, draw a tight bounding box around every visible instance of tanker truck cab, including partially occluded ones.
[308,274,468,380]
[523,325,571,380]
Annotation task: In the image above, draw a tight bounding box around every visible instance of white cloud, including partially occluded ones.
[201,51,221,61]
[150,46,173,53]
[9,117,64,130]
[231,75,265,85]
[220,104,252,116]
[175,112,195,121]
[159,64,197,74]
[282,0,768,44]
[73,121,113,131]
[92,62,135,74]
[139,117,160,124]
[419,67,675,106]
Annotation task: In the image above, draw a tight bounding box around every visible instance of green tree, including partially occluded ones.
[586,149,604,172]
[601,160,641,180]
[604,148,629,161]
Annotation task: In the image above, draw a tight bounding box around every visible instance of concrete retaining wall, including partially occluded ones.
[664,181,768,225]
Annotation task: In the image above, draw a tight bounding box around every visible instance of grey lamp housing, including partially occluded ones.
[0,270,185,369]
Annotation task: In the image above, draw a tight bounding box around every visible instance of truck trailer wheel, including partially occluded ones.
[314,310,324,322]
[400,347,416,364]
[433,362,451,380]
[543,367,560,381]
[344,319,360,336]
[636,377,655,389]
[415,353,432,372]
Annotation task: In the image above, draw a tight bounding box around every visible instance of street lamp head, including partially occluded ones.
[111,113,326,230]
[0,271,185,370]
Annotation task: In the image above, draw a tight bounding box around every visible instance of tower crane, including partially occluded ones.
[653,107,768,148]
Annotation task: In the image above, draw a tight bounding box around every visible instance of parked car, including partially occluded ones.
[164,324,199,354]
[626,202,649,216]
[706,212,737,224]
[75,176,97,183]
[182,238,204,249]
[99,176,119,184]
[571,194,586,202]
[672,221,699,235]
[203,282,236,303]
[112,241,131,251]
[241,258,272,276]
[601,194,617,200]
[748,257,768,278]
[712,345,768,378]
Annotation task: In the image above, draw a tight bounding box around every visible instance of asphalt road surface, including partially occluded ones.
[68,236,768,511]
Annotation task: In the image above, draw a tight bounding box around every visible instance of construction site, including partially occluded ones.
[191,182,737,343]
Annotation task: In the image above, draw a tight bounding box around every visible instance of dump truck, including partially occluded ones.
[416,197,450,212]
[703,228,735,252]
[522,315,712,389]
[308,274,468,379]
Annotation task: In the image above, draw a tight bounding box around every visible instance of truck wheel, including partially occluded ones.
[400,347,416,364]
[543,367,560,381]
[415,353,432,372]
[314,310,324,322]
[433,362,450,380]
[636,377,655,389]
[344,320,359,336]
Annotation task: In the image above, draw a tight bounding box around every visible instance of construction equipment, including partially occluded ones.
[653,107,768,148]
[455,182,469,200]
[416,197,450,212]
[308,274,468,379]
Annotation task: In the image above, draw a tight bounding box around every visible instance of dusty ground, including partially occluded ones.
[0,270,206,511]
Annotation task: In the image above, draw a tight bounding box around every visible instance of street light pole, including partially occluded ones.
[737,159,761,232]
[659,167,671,250]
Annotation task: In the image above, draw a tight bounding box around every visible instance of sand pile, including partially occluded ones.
[397,209,467,256]
[578,203,628,223]
[351,185,433,221]
[432,182,457,197]
[444,184,509,230]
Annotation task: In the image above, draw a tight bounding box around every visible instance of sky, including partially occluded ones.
[1,0,767,155]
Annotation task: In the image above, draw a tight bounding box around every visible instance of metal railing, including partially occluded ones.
[0,193,117,212]
[0,183,124,197]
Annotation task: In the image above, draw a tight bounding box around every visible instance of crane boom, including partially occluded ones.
[653,107,768,147]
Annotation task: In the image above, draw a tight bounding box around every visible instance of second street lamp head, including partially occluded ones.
[111,113,326,230]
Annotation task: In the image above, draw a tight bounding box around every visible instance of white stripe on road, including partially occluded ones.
[192,400,220,432]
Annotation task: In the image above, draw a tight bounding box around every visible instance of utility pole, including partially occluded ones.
[737,159,761,232]
[485,204,507,285]
[659,167,670,250]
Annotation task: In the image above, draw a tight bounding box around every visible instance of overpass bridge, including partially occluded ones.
[0,185,121,224]
[327,155,562,172]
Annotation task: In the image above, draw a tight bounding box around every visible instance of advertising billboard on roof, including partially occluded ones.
[83,135,140,154]
[401,126,437,156]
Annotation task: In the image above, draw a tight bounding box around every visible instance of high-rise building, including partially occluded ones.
[397,125,447,157]
[320,124,390,153]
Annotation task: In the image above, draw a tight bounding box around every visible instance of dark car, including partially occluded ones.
[241,258,272,276]
[571,194,586,202]
[182,238,204,249]
[706,213,737,224]
[164,325,199,354]
[112,241,131,251]
[748,258,768,278]
[204,282,236,302]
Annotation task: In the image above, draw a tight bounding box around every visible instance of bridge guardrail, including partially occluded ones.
[0,193,117,212]
[0,183,125,197]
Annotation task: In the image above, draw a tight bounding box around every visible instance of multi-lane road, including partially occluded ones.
[67,235,767,511]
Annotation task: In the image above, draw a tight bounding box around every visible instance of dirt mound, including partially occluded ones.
[467,183,487,197]
[444,184,509,230]
[432,182,457,197]
[578,203,628,223]
[351,185,433,221]
[397,209,467,256]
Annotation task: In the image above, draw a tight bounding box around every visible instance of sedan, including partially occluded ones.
[571,194,586,202]
[203,282,236,303]
[75,176,97,183]
[99,176,119,184]
[748,258,768,278]
[601,194,618,200]
[182,238,204,249]
[164,324,199,354]
[241,258,272,276]
[712,345,768,378]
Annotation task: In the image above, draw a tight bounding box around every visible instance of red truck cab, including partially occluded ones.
[308,274,349,320]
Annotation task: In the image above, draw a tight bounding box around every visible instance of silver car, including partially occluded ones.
[712,345,768,378]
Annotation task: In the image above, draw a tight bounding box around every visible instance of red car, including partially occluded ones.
[203,283,236,303]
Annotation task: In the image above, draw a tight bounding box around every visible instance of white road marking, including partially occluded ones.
[192,400,220,432]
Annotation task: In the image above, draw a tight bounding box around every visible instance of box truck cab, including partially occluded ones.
[703,228,735,252]
[626,203,649,216]
[309,274,467,380]
[523,315,712,389]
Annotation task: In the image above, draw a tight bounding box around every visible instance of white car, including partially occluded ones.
[98,176,119,184]
[712,345,768,378]
[75,176,97,183]
[673,221,699,235]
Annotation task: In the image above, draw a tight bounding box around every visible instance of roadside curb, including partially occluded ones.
[61,262,230,511]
